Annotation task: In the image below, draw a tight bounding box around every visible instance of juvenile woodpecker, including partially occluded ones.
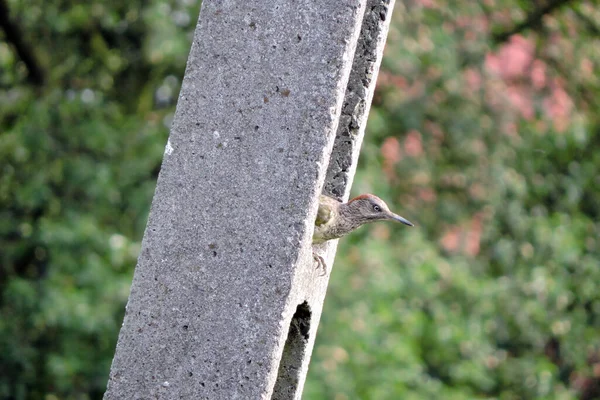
[312,194,414,272]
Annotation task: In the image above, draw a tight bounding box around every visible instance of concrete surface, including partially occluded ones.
[104,0,395,399]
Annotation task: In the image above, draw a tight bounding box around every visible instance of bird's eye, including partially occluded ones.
[373,205,382,212]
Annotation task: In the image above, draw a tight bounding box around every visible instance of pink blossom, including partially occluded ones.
[404,130,423,157]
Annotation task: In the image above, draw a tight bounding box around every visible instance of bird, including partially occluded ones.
[312,193,414,273]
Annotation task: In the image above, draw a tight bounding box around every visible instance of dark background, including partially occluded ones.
[1,0,599,398]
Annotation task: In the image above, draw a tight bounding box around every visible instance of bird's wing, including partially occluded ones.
[315,195,337,226]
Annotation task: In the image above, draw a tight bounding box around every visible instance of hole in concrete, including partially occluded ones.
[271,301,311,399]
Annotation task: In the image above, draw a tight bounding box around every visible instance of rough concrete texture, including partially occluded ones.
[324,0,397,201]
[104,0,395,399]
[271,302,311,399]
[284,2,398,398]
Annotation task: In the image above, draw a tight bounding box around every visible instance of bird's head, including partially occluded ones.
[346,194,414,227]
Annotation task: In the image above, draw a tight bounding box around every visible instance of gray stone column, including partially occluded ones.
[104,0,396,399]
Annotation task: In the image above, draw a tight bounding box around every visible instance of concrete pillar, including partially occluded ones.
[104,0,395,399]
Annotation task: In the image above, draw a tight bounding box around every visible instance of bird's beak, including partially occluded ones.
[390,213,414,227]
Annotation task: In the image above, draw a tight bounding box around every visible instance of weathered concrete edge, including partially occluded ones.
[293,0,398,397]
[324,0,397,201]
[269,2,377,398]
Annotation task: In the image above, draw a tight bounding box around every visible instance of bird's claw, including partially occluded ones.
[313,253,327,276]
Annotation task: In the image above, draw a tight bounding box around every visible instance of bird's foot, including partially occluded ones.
[313,253,327,276]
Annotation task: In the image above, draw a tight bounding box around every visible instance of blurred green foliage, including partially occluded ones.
[1,0,599,399]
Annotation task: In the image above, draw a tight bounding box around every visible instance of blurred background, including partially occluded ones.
[1,0,599,399]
